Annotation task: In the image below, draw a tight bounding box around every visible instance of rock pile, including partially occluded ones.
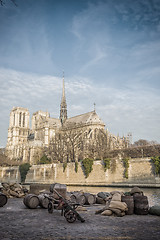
[0,182,28,198]
[95,187,149,217]
[95,191,128,217]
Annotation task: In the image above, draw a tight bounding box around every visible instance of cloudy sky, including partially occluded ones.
[0,0,160,147]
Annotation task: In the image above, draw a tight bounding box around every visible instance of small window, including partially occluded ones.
[23,113,25,127]
[13,113,15,126]
[19,112,22,127]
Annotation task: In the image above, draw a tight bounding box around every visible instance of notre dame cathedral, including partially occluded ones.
[6,77,129,164]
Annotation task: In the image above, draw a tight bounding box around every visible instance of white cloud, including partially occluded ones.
[79,44,107,72]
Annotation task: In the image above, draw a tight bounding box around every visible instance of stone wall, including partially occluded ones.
[0,166,20,183]
[0,158,160,186]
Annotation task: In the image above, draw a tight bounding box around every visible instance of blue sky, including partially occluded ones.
[0,0,160,147]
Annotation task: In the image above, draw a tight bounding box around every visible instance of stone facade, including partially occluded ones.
[5,77,128,164]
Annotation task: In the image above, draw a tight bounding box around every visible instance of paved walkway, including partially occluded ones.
[0,198,160,240]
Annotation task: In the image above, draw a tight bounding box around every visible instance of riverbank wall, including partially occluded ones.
[0,157,160,187]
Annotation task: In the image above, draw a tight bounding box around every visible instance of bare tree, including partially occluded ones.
[47,126,85,163]
[85,128,109,159]
[133,139,149,147]
[133,139,159,147]
[47,126,128,163]
[63,128,84,162]
[48,132,68,163]
[148,140,159,145]
[0,148,19,166]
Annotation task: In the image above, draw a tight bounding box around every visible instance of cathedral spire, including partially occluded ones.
[62,72,65,100]
[94,103,96,112]
[60,74,67,125]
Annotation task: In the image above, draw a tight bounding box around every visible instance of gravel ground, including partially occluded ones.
[0,198,160,240]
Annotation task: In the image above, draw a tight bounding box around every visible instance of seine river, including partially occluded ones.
[67,186,160,207]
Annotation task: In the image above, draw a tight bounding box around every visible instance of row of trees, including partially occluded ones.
[132,139,158,147]
[44,129,159,164]
[45,126,128,163]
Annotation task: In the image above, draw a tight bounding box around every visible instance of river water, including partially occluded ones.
[67,186,160,207]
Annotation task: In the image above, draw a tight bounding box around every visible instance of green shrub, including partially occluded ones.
[82,158,93,178]
[75,162,78,173]
[151,156,160,174]
[63,162,67,172]
[103,158,111,171]
[110,159,116,173]
[38,154,51,164]
[19,163,31,183]
[123,158,129,179]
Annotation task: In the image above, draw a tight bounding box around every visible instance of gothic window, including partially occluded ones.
[19,112,22,127]
[13,113,15,126]
[84,132,87,138]
[94,129,97,139]
[23,113,25,127]
[90,133,92,139]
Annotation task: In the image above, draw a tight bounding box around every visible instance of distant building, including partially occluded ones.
[6,77,128,164]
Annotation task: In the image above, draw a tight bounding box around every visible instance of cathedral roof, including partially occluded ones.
[63,111,105,128]
[48,118,61,128]
[48,118,60,123]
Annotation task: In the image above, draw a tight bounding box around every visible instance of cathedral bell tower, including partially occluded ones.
[60,75,67,125]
